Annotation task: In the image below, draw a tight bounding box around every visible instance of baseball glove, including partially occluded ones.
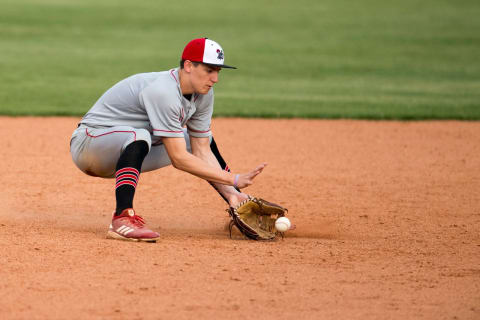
[227,196,288,240]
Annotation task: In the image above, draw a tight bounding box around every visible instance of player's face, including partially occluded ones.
[190,63,221,94]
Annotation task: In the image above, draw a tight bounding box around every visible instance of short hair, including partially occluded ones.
[179,60,200,69]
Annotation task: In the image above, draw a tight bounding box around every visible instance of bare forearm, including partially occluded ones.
[192,147,241,199]
[172,151,235,185]
[162,136,266,192]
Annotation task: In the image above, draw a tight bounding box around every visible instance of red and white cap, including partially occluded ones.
[181,38,236,69]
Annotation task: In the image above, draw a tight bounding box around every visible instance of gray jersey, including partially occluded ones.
[80,68,213,139]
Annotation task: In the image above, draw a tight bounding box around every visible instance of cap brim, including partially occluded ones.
[204,63,237,69]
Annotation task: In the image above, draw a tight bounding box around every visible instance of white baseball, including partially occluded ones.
[275,217,291,232]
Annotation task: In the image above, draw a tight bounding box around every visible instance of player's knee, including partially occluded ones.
[135,129,152,149]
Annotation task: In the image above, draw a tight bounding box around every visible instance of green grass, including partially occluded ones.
[0,0,479,119]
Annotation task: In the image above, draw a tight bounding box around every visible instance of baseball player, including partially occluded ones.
[70,38,267,242]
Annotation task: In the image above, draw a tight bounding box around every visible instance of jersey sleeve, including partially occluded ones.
[140,84,185,138]
[187,90,214,138]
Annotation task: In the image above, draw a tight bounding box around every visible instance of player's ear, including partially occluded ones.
[184,60,194,73]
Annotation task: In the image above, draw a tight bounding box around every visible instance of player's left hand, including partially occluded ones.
[235,163,267,189]
[227,196,289,240]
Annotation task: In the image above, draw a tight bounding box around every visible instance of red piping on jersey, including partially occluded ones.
[153,129,184,133]
[187,126,211,133]
[179,108,185,122]
[170,69,178,83]
[85,128,136,141]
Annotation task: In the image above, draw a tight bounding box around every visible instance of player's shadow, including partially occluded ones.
[44,213,341,242]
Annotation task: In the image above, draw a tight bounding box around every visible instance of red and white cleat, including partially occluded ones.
[107,208,160,243]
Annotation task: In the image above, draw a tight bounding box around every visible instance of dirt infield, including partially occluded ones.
[0,117,479,320]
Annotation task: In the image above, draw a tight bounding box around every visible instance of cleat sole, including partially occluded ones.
[107,230,159,243]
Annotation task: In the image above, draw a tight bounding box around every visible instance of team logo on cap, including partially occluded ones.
[216,49,224,60]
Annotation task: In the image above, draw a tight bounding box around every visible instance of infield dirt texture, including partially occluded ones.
[0,117,479,319]
[1,0,480,318]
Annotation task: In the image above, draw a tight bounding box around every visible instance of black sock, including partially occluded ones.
[114,141,149,216]
[210,137,230,172]
[209,137,240,204]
